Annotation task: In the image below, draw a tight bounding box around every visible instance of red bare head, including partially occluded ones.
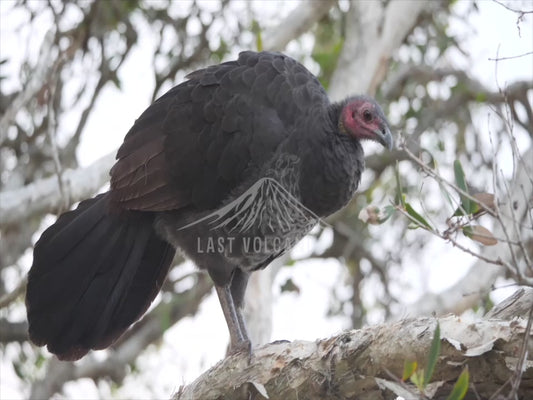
[340,96,393,150]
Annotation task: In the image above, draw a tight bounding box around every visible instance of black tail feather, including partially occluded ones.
[26,193,175,360]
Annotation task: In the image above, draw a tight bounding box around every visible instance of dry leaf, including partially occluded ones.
[248,381,269,399]
[358,205,381,225]
[473,193,496,213]
[467,225,498,246]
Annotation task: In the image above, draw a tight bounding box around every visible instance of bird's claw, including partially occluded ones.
[228,339,253,364]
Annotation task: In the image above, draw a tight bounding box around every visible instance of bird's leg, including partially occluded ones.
[230,269,251,347]
[214,272,250,357]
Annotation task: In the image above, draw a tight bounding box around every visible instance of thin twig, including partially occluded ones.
[492,0,533,14]
[395,205,506,267]
[498,172,524,278]
[488,51,533,61]
[0,29,56,143]
[491,86,533,279]
[400,142,499,219]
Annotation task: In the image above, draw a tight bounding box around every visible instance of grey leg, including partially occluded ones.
[230,269,251,343]
[215,277,251,356]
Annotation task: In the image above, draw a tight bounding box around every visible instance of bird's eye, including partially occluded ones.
[363,109,373,122]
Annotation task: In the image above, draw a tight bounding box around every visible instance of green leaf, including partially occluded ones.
[311,14,343,89]
[280,278,300,294]
[475,92,487,103]
[425,322,441,385]
[446,367,470,400]
[36,353,46,369]
[212,39,229,62]
[410,370,425,391]
[405,202,432,230]
[438,181,456,212]
[402,360,418,381]
[453,160,471,215]
[382,205,396,221]
[251,20,263,51]
[285,257,296,267]
[158,302,172,332]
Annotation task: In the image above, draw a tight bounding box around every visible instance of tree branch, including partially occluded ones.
[0,29,56,144]
[263,0,336,51]
[485,287,533,319]
[174,312,532,400]
[329,0,436,99]
[400,145,533,317]
[0,319,28,343]
[0,152,115,228]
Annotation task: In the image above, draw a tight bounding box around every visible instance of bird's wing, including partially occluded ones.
[109,51,329,211]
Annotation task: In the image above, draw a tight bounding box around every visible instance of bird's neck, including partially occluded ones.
[289,102,365,217]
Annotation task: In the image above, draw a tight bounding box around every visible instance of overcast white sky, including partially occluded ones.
[1,1,532,398]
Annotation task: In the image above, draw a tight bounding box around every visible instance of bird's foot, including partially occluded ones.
[228,339,253,363]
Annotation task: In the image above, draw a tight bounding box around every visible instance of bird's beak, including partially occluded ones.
[374,125,393,150]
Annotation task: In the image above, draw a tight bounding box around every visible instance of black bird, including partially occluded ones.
[26,51,392,360]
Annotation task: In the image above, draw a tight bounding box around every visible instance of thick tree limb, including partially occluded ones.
[263,0,336,51]
[329,0,435,99]
[486,287,533,319]
[174,312,532,400]
[0,152,115,228]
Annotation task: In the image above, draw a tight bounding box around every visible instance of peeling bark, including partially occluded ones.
[174,311,532,400]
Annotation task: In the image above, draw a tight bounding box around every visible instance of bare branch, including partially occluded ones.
[0,319,28,344]
[488,51,533,61]
[0,29,56,143]
[329,0,436,99]
[486,287,533,319]
[263,0,336,51]
[400,145,533,317]
[0,152,115,228]
[492,0,533,14]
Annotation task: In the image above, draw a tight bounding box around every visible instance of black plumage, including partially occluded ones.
[26,51,392,360]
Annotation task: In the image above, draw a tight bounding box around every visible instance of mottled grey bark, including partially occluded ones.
[174,305,532,400]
